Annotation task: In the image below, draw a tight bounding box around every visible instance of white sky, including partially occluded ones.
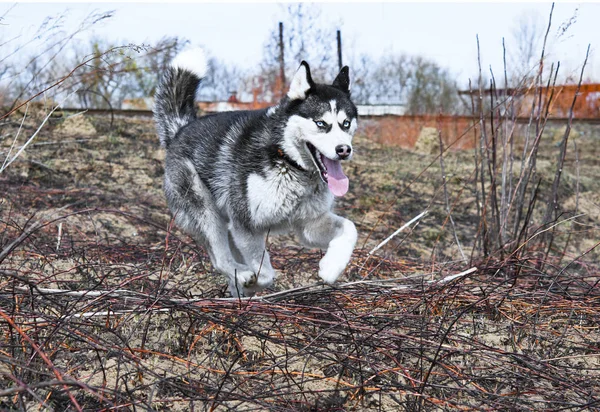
[1,1,598,87]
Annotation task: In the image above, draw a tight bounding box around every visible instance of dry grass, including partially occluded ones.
[1,110,599,410]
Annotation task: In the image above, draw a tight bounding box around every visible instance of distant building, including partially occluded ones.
[357,104,406,116]
[122,97,154,111]
[197,100,271,113]
[458,83,600,118]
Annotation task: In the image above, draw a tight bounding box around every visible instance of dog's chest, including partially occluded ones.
[245,165,330,227]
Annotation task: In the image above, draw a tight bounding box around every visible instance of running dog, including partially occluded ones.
[154,48,358,297]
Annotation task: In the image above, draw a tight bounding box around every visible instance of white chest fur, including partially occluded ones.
[246,164,332,228]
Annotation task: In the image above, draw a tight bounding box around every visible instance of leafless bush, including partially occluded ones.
[1,223,598,410]
[468,4,592,265]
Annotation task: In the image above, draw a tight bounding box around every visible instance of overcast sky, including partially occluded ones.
[1,2,598,87]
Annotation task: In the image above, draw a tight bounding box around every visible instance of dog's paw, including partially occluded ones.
[228,268,277,297]
[318,254,348,284]
[256,268,276,288]
[317,218,356,284]
[229,270,257,297]
[245,269,277,296]
[243,272,258,288]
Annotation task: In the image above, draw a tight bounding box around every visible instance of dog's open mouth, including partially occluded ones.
[306,142,349,197]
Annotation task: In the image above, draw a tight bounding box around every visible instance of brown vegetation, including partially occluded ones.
[1,4,599,411]
[1,108,599,410]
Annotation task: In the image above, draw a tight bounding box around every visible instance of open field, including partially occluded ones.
[1,111,599,410]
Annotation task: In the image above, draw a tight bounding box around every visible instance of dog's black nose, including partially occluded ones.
[335,145,352,159]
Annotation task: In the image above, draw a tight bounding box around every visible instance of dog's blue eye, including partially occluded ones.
[315,121,326,128]
[342,120,351,128]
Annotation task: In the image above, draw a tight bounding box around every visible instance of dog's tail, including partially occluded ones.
[154,48,207,147]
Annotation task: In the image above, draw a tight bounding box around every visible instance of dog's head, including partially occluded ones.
[282,62,358,197]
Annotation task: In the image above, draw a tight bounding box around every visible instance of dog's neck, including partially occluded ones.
[269,144,306,172]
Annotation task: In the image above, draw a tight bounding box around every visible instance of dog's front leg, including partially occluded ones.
[229,223,276,294]
[296,213,357,284]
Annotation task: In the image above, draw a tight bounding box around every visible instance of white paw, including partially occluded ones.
[318,253,348,284]
[256,268,276,288]
[229,268,276,297]
[318,219,356,284]
[229,270,257,297]
[242,269,276,296]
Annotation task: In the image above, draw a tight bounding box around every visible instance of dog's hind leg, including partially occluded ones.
[164,161,256,297]
[229,223,276,294]
[295,213,357,284]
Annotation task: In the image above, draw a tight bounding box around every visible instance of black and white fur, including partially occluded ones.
[154,48,358,297]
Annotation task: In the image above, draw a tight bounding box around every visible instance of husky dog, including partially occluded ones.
[154,49,358,297]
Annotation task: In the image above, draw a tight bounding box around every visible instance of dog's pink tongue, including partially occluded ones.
[322,157,349,197]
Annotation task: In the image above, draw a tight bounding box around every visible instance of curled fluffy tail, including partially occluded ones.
[154,48,207,147]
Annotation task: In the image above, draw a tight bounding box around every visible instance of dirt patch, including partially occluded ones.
[414,126,440,154]
[54,112,97,136]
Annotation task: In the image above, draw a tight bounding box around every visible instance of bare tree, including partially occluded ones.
[1,10,114,110]
[348,53,376,104]
[508,11,544,84]
[197,57,245,101]
[349,52,461,113]
[59,36,189,109]
[69,38,143,109]
[405,56,459,114]
[368,54,410,105]
[132,36,187,98]
[257,4,339,102]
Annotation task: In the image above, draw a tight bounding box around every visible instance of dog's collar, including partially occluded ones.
[271,146,306,172]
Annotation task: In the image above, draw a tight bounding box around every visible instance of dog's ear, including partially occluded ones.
[332,66,350,94]
[288,61,314,100]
